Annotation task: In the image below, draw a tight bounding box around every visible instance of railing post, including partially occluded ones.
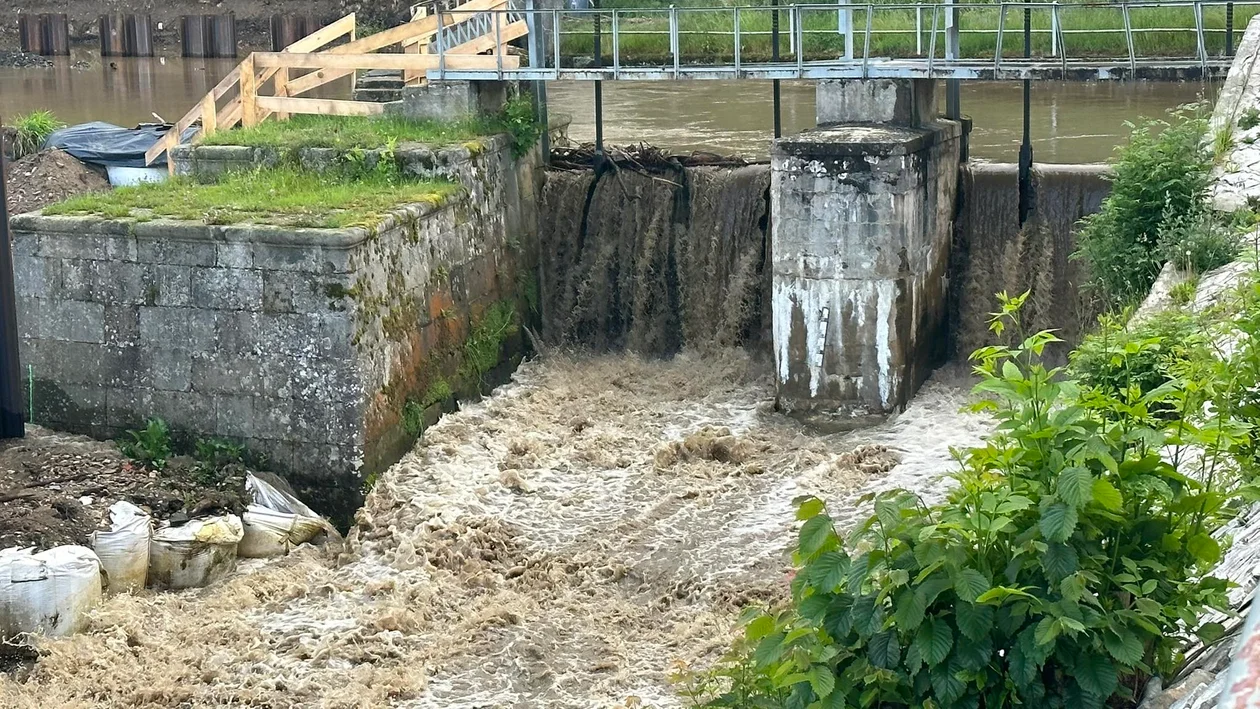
[946,0,961,119]
[436,8,446,81]
[840,3,854,60]
[862,4,873,77]
[916,6,922,56]
[553,8,561,75]
[239,53,258,128]
[795,5,804,77]
[734,7,741,76]
[670,4,679,78]
[1228,1,1236,56]
[1194,0,1207,68]
[1122,3,1136,74]
[928,5,939,75]
[995,3,1006,72]
[772,0,781,139]
[494,8,503,80]
[201,93,218,134]
[525,0,550,162]
[1019,6,1033,227]
[1050,2,1059,57]
[612,9,620,79]
[789,3,796,55]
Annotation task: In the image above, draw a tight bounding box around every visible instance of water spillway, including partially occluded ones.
[539,164,772,355]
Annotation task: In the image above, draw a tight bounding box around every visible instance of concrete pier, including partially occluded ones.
[771,79,962,426]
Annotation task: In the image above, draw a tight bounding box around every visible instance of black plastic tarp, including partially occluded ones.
[43,122,198,169]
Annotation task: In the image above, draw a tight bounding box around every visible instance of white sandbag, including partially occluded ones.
[90,501,151,593]
[0,546,104,638]
[148,515,243,590]
[238,473,335,558]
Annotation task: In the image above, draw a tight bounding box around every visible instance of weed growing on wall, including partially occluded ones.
[1074,105,1212,308]
[497,94,544,159]
[10,110,64,160]
[120,418,173,471]
[685,289,1260,709]
[460,301,519,387]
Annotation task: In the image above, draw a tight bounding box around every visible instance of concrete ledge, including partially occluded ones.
[776,120,963,159]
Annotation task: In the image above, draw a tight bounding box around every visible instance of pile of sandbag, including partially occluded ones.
[1,472,333,640]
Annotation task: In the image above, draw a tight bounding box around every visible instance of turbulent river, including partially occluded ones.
[0,351,992,708]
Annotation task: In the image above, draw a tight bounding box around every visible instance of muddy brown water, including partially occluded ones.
[0,53,1217,162]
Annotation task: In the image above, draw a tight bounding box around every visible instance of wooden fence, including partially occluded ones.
[146,0,522,171]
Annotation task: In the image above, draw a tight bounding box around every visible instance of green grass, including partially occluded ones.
[10,109,64,160]
[199,113,501,152]
[556,2,1259,64]
[43,167,459,229]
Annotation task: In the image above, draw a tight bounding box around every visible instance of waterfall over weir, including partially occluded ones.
[538,165,772,355]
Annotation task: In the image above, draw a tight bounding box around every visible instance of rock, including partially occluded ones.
[1140,669,1217,709]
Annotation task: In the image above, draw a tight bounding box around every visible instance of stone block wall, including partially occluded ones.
[771,121,962,425]
[12,135,543,518]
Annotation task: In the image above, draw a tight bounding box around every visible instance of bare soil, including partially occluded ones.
[5,149,110,216]
[0,352,992,708]
[0,426,250,551]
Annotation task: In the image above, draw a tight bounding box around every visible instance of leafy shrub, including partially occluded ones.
[1074,105,1212,308]
[120,418,172,470]
[192,437,246,485]
[460,301,519,385]
[1069,309,1207,403]
[1240,106,1260,131]
[693,292,1254,709]
[497,94,543,159]
[10,110,64,160]
[1157,207,1240,276]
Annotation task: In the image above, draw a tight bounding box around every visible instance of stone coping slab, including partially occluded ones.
[775,120,964,158]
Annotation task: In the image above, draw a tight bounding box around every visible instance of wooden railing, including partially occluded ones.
[145,0,523,170]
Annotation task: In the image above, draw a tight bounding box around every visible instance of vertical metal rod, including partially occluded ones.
[842,3,854,60]
[0,141,27,438]
[552,8,561,75]
[995,4,1006,71]
[788,4,796,55]
[1054,2,1066,73]
[525,0,550,161]
[1228,2,1236,56]
[928,6,939,75]
[1050,2,1059,57]
[436,9,446,80]
[795,5,803,77]
[1019,7,1033,227]
[612,9,620,79]
[862,5,872,77]
[772,0,782,139]
[1194,1,1207,67]
[1123,4,1136,73]
[946,0,960,119]
[671,5,679,79]
[495,9,503,80]
[734,7,741,76]
[916,6,922,56]
[593,3,604,161]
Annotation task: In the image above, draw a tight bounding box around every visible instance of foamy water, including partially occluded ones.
[1,351,993,708]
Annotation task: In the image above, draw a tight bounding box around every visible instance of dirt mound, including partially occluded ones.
[5,149,109,216]
[0,426,251,551]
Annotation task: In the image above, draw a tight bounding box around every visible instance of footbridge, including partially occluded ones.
[430,0,1252,82]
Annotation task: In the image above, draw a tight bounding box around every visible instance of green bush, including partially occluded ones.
[10,110,64,160]
[1074,105,1212,308]
[1157,207,1240,276]
[120,418,172,470]
[691,291,1257,709]
[1069,309,1207,403]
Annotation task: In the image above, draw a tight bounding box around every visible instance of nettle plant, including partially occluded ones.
[694,292,1258,709]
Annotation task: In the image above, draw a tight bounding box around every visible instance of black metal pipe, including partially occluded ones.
[772,0,782,138]
[0,140,27,438]
[1228,2,1236,57]
[1018,7,1033,226]
[593,2,604,165]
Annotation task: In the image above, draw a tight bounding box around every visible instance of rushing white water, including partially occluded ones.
[1,351,993,708]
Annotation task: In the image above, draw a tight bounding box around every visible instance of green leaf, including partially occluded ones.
[1187,533,1222,565]
[1042,543,1079,581]
[799,515,837,557]
[895,588,927,631]
[809,551,851,592]
[850,595,882,638]
[796,496,825,520]
[875,498,902,530]
[975,585,1035,605]
[753,632,785,669]
[847,553,871,594]
[808,665,836,699]
[1092,478,1124,512]
[1061,573,1087,602]
[746,614,776,643]
[930,664,966,704]
[954,633,994,671]
[915,617,954,667]
[868,630,901,669]
[1034,616,1061,647]
[954,568,991,603]
[1058,467,1095,508]
[799,593,832,623]
[819,690,847,709]
[1197,622,1226,644]
[955,601,995,641]
[1104,630,1145,666]
[1040,501,1079,542]
[1074,654,1118,698]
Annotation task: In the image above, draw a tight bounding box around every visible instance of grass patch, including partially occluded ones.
[43,167,460,229]
[199,96,543,159]
[199,113,498,152]
[10,109,64,160]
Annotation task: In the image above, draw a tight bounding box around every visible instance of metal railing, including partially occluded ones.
[429,1,1256,81]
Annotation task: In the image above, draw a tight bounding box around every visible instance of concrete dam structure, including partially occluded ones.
[539,78,1111,427]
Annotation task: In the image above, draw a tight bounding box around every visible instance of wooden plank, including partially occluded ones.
[286,12,354,53]
[285,0,507,96]
[273,67,290,120]
[254,51,519,70]
[256,96,385,117]
[201,93,217,136]
[144,62,243,165]
[239,54,258,127]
